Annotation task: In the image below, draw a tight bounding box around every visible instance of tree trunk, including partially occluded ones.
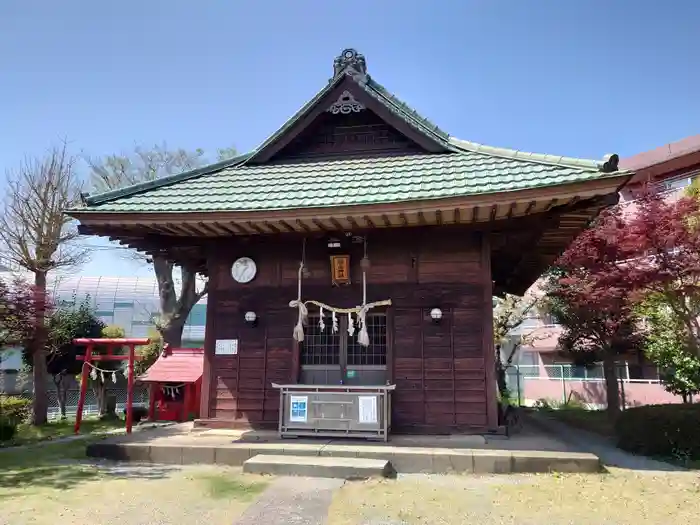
[160,319,185,348]
[53,375,67,420]
[153,255,206,347]
[30,271,49,425]
[602,354,620,416]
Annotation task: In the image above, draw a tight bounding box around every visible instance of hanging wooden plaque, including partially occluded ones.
[330,255,351,285]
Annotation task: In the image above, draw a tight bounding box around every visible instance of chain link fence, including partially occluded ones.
[11,387,150,421]
[505,363,681,409]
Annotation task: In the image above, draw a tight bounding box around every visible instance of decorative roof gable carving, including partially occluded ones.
[327,90,365,114]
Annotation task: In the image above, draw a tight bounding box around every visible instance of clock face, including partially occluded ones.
[231,257,257,284]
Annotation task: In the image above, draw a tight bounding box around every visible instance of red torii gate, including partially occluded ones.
[73,338,149,434]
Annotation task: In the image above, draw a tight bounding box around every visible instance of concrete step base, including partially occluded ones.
[243,454,395,479]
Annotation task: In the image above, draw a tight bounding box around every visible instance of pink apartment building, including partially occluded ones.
[509,135,700,407]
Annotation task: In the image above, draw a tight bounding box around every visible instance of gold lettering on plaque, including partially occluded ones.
[330,255,351,285]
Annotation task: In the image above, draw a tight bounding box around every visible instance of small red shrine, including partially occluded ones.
[139,345,204,422]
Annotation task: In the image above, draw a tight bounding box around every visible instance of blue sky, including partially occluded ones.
[1,0,698,277]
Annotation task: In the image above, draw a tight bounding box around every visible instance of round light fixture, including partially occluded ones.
[244,311,257,324]
[430,308,443,321]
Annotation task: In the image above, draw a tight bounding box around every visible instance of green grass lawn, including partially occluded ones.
[0,436,108,491]
[1,417,125,448]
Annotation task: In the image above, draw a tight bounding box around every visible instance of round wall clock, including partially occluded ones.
[231,257,257,284]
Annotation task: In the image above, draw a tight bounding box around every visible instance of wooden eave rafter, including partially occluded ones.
[76,192,619,292]
[492,198,613,295]
[71,175,626,241]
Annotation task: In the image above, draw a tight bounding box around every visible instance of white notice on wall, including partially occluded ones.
[215,339,238,355]
[358,395,378,424]
[289,395,308,423]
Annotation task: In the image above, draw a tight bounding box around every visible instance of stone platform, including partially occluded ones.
[243,454,396,479]
[85,422,602,475]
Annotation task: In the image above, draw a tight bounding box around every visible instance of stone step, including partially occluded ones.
[243,454,395,479]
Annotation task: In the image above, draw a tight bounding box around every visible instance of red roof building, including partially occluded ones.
[140,347,204,422]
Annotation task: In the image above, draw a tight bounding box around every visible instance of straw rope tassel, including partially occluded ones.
[357,268,370,347]
[289,262,308,342]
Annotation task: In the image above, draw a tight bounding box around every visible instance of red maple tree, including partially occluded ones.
[546,190,700,413]
[544,203,642,414]
[624,194,700,357]
[0,278,46,349]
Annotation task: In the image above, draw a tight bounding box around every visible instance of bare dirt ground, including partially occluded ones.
[0,462,268,525]
[327,468,700,525]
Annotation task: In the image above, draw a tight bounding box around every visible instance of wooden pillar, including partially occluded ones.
[481,233,499,431]
[148,383,157,421]
[74,344,93,434]
[126,343,135,434]
[200,286,216,420]
[182,383,191,422]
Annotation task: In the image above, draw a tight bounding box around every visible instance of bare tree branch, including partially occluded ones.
[85,143,231,346]
[0,142,88,424]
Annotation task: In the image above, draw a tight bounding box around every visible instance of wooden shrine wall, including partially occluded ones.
[201,227,495,433]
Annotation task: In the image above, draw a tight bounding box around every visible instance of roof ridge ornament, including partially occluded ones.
[600,153,620,173]
[327,90,365,114]
[333,48,368,84]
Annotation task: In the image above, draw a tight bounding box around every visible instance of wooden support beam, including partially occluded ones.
[435,209,443,225]
[399,213,409,226]
[506,202,517,219]
[213,222,239,235]
[544,198,559,211]
[346,216,360,230]
[453,208,461,224]
[246,222,267,235]
[524,200,537,215]
[227,222,249,235]
[416,211,427,226]
[471,206,479,222]
[489,205,498,222]
[179,223,205,236]
[363,215,376,228]
[381,214,392,227]
[312,218,329,231]
[164,223,189,235]
[279,220,297,233]
[329,217,345,231]
[198,222,222,236]
[263,221,281,234]
[296,219,312,233]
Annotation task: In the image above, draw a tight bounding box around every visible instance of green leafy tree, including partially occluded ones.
[134,328,162,377]
[639,297,700,402]
[85,144,235,347]
[27,297,105,419]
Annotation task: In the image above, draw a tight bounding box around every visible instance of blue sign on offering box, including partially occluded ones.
[289,395,308,422]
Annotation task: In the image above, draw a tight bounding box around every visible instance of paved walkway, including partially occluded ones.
[525,411,687,472]
[233,476,344,525]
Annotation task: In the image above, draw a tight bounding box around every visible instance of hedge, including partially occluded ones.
[0,395,31,425]
[615,403,700,459]
[0,395,32,441]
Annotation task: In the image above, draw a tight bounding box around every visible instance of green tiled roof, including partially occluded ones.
[74,48,628,215]
[80,147,623,214]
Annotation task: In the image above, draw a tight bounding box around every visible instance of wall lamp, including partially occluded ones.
[430,308,443,324]
[244,311,258,327]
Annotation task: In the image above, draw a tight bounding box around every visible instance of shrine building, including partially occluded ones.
[68,48,631,435]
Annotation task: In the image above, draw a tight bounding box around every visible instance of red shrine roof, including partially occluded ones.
[139,347,204,383]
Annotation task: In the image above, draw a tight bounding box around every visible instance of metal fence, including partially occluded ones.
[12,387,149,421]
[505,364,678,409]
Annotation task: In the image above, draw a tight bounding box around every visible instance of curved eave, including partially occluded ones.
[70,172,630,238]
